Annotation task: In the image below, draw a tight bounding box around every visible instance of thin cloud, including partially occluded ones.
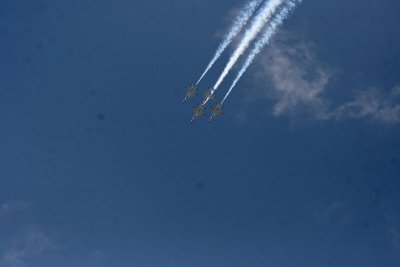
[386,214,400,251]
[313,201,352,228]
[332,86,400,124]
[2,228,57,266]
[0,201,31,220]
[254,33,331,118]
[251,33,400,124]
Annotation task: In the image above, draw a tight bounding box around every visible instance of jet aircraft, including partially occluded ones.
[191,104,205,123]
[202,88,215,104]
[182,84,197,103]
[208,104,223,123]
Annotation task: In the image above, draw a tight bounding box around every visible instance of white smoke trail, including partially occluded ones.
[204,0,284,105]
[221,0,300,105]
[196,0,264,86]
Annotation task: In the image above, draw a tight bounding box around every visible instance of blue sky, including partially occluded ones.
[0,0,400,266]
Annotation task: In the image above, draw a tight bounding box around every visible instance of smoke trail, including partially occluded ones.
[204,0,284,105]
[221,0,300,105]
[196,0,264,86]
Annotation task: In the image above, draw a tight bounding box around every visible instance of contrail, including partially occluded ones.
[196,0,264,86]
[204,0,285,105]
[221,0,300,105]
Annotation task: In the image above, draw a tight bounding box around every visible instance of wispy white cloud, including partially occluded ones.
[250,33,400,124]
[254,33,331,118]
[331,86,400,123]
[90,251,104,266]
[313,201,352,227]
[386,214,400,251]
[0,202,57,266]
[0,201,31,220]
[2,227,57,266]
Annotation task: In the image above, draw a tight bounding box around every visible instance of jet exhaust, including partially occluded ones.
[195,0,264,86]
[221,0,301,105]
[204,0,285,105]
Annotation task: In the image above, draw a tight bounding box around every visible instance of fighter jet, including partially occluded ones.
[191,104,205,123]
[182,84,197,103]
[208,104,223,123]
[202,88,215,104]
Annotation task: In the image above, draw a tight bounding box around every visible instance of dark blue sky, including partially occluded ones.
[1,0,400,266]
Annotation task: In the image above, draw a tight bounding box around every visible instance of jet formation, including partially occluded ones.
[183,85,223,123]
[180,0,301,124]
